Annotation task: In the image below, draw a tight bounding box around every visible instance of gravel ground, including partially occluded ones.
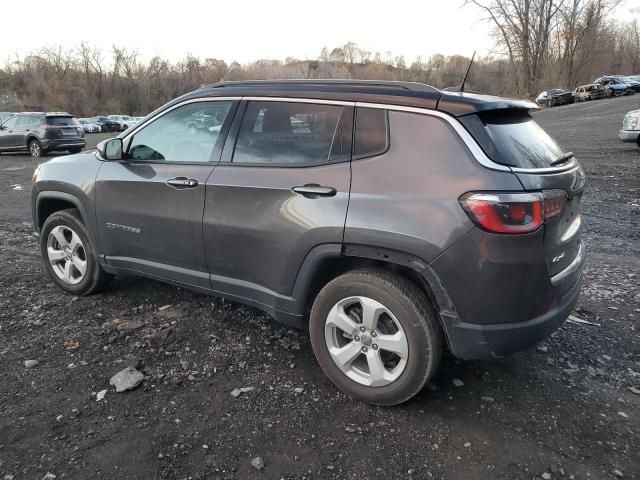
[0,97,639,480]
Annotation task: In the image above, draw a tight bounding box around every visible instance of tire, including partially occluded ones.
[69,148,82,154]
[29,139,43,158]
[40,208,112,295]
[309,270,443,406]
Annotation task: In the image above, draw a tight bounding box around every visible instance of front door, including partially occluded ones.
[95,99,238,289]
[203,99,353,311]
[0,115,19,149]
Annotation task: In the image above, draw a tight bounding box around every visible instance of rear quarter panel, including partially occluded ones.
[344,110,523,262]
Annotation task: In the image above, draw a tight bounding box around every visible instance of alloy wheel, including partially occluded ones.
[46,225,87,285]
[324,296,409,387]
[30,141,41,157]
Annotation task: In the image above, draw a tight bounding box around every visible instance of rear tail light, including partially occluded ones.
[460,190,567,234]
[40,124,52,129]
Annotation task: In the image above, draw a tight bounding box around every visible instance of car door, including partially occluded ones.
[203,99,353,310]
[0,115,19,149]
[13,115,33,148]
[95,99,238,289]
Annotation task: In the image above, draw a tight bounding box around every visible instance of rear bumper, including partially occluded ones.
[441,271,582,359]
[430,228,586,360]
[41,139,86,151]
[619,130,640,143]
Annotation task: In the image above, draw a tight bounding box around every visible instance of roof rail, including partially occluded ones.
[204,79,440,93]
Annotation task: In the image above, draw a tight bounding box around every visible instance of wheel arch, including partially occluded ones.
[294,244,453,323]
[35,191,89,232]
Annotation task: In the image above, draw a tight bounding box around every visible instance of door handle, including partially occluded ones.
[292,184,337,198]
[167,177,198,189]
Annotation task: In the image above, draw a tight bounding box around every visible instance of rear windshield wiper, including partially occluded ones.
[550,151,574,166]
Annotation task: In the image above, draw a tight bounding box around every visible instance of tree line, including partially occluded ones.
[0,0,637,116]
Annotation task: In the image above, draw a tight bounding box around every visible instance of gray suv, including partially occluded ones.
[31,80,585,405]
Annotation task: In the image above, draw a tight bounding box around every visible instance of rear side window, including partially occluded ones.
[232,101,349,165]
[47,116,78,126]
[17,116,31,127]
[460,110,565,169]
[353,108,388,159]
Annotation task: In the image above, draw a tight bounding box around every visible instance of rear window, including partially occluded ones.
[46,116,78,126]
[460,110,565,169]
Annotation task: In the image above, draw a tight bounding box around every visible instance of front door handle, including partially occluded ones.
[167,177,198,189]
[292,184,337,198]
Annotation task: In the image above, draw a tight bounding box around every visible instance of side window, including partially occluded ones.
[2,116,18,129]
[17,116,31,127]
[232,101,348,165]
[353,107,389,159]
[32,116,44,125]
[127,101,233,163]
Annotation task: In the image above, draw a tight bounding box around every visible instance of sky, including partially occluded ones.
[0,0,639,65]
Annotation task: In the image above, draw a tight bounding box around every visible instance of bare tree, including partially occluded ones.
[468,0,564,95]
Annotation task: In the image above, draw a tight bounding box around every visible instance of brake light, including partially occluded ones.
[460,190,566,234]
[40,124,52,129]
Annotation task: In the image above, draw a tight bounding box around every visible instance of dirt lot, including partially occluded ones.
[0,97,639,480]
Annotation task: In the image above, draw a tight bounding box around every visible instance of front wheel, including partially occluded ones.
[40,209,112,295]
[309,270,443,406]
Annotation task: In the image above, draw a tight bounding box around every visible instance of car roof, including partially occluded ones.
[173,79,537,117]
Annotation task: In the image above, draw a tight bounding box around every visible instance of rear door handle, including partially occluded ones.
[167,177,198,189]
[292,184,337,198]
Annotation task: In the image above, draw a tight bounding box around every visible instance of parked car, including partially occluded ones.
[0,112,15,124]
[618,76,640,93]
[31,80,585,405]
[619,109,640,147]
[595,77,634,96]
[108,115,137,131]
[573,83,608,102]
[89,116,120,132]
[535,89,575,107]
[77,118,101,133]
[0,112,85,157]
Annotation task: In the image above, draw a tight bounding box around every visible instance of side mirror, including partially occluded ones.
[97,138,123,160]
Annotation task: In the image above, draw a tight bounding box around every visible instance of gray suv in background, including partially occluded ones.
[0,112,85,157]
[31,80,585,405]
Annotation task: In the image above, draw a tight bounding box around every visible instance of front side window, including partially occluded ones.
[232,101,348,165]
[127,101,233,163]
[2,116,18,129]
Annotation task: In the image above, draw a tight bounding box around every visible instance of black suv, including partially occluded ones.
[0,112,86,157]
[31,80,585,405]
[89,116,121,133]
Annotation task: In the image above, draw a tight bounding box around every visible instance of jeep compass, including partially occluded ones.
[31,80,585,405]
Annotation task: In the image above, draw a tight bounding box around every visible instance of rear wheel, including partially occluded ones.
[29,139,43,158]
[40,209,112,295]
[309,270,443,406]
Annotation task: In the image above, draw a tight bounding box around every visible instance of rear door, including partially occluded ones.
[12,115,31,148]
[203,99,353,303]
[95,99,237,289]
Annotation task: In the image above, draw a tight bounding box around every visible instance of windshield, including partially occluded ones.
[461,110,566,169]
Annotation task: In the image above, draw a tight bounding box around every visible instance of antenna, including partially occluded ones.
[460,51,476,93]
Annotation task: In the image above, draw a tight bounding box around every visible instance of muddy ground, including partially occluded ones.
[0,96,638,480]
